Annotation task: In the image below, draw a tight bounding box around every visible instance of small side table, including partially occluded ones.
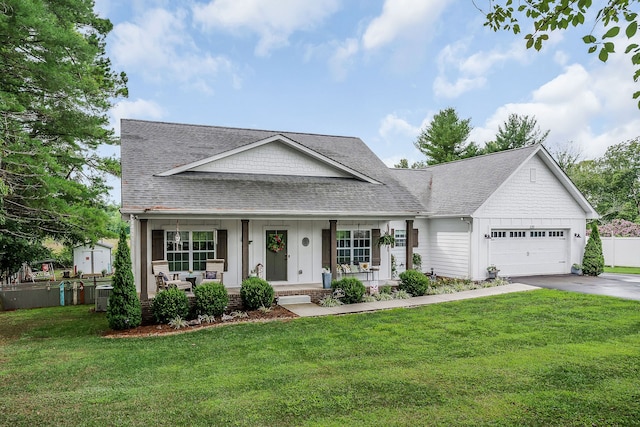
[185,275,197,288]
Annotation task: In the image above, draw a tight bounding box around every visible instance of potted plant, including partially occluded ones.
[412,253,422,271]
[486,265,499,279]
[571,263,583,275]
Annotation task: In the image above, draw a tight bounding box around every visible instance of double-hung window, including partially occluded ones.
[394,229,406,247]
[337,230,371,264]
[166,231,216,272]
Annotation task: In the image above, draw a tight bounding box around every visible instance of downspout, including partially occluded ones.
[461,217,472,278]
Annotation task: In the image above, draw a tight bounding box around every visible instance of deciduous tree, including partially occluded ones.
[477,0,640,107]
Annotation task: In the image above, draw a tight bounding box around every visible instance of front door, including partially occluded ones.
[266,230,287,281]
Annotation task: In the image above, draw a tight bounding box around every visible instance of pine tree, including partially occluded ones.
[107,228,141,330]
[414,108,478,165]
[582,223,605,276]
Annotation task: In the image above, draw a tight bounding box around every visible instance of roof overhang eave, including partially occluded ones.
[121,207,421,220]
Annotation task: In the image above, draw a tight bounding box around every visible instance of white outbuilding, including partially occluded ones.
[73,241,113,276]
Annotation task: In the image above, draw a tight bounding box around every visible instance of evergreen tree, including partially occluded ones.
[484,114,549,153]
[0,0,127,245]
[582,223,605,276]
[414,108,477,165]
[107,228,141,330]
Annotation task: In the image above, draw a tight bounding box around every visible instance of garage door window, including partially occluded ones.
[510,231,526,237]
[491,231,506,238]
[549,231,564,237]
[530,231,546,237]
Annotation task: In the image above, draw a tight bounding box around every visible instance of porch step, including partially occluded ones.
[278,295,311,305]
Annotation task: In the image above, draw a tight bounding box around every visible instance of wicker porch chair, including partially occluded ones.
[151,260,192,293]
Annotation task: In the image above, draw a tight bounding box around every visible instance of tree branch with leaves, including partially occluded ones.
[477,0,640,107]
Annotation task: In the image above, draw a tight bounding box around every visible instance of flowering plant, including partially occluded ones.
[267,233,285,253]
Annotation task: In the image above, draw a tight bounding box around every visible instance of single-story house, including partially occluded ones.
[120,119,597,299]
[73,241,113,276]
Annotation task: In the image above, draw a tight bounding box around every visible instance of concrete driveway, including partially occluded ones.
[515,273,640,301]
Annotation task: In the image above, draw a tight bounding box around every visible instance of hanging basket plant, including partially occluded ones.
[377,232,395,247]
[267,233,285,253]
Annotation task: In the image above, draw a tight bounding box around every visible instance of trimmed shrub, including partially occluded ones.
[398,269,429,296]
[332,277,366,304]
[240,277,275,310]
[583,222,605,276]
[194,282,228,316]
[107,228,142,330]
[151,288,189,324]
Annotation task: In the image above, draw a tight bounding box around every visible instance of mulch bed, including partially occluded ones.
[102,305,298,338]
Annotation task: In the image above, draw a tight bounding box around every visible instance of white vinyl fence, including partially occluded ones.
[600,237,640,267]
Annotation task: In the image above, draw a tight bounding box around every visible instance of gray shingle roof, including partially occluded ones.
[120,119,424,216]
[389,145,539,216]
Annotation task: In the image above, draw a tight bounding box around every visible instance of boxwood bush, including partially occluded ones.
[240,277,275,310]
[398,269,428,296]
[151,288,190,324]
[331,277,366,304]
[194,282,228,316]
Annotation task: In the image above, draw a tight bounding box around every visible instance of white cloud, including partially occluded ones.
[434,39,530,98]
[471,56,640,159]
[362,0,450,51]
[192,0,340,56]
[326,0,452,80]
[110,99,166,135]
[379,113,421,141]
[329,38,359,80]
[110,8,237,93]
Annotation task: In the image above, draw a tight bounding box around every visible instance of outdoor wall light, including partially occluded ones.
[574,233,581,238]
[484,234,491,239]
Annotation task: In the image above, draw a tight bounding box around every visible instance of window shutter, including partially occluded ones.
[151,230,164,261]
[412,228,419,248]
[372,228,381,266]
[322,229,330,268]
[217,230,228,271]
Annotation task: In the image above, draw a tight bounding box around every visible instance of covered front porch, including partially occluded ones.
[131,216,418,301]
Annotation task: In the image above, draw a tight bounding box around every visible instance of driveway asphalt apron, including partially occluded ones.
[515,273,640,301]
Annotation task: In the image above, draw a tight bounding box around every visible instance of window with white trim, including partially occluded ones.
[337,230,371,264]
[491,231,506,238]
[166,231,216,272]
[548,230,564,237]
[530,231,546,237]
[394,229,406,247]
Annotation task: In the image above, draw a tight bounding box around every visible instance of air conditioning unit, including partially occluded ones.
[95,285,113,312]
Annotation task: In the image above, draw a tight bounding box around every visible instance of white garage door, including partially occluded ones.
[490,229,569,276]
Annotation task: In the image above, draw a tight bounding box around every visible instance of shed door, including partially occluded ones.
[490,229,568,276]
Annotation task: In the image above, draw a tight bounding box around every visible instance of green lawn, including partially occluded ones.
[1,290,639,426]
[604,265,640,275]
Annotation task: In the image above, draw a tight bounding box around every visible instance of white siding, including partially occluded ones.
[427,219,470,278]
[191,141,351,178]
[477,155,584,218]
[471,154,588,280]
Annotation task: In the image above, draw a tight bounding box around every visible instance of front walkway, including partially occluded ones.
[280,283,540,317]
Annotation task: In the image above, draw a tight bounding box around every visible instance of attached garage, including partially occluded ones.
[489,229,569,277]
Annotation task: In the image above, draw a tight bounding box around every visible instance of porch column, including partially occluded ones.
[241,219,249,280]
[139,219,148,301]
[330,220,337,280]
[405,219,414,270]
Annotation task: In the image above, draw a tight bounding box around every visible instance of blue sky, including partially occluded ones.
[95,0,640,203]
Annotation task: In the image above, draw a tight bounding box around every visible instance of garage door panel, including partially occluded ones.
[490,229,568,276]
